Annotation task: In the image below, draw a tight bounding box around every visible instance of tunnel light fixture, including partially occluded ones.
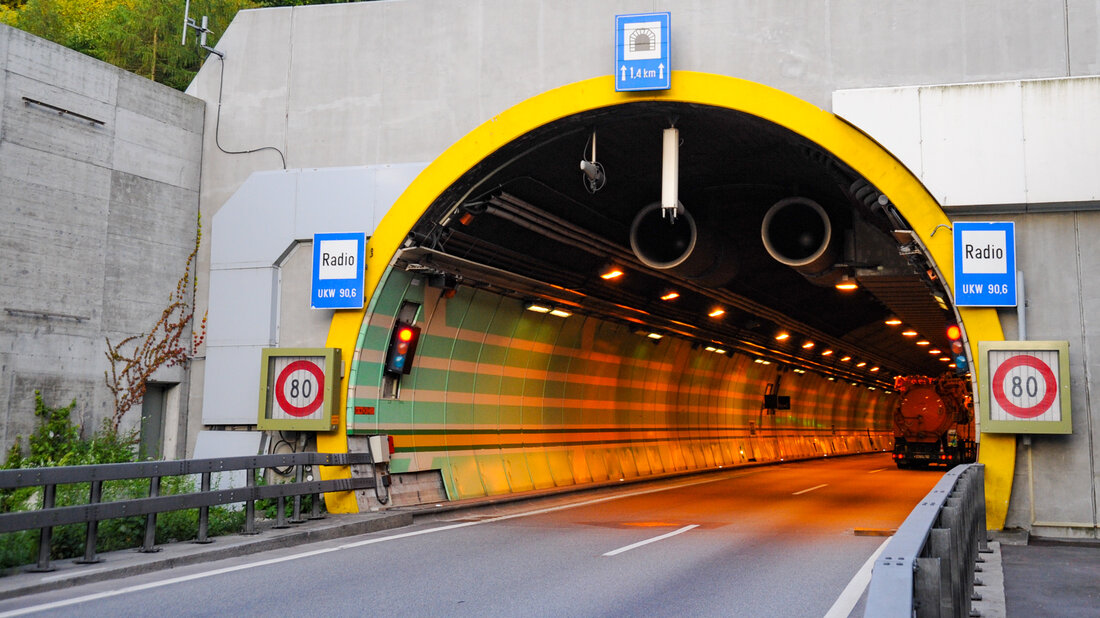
[948,362,957,368]
[525,302,552,313]
[714,348,727,355]
[753,358,771,365]
[705,346,717,352]
[646,332,663,340]
[708,307,726,318]
[793,368,806,374]
[599,265,624,280]
[801,341,815,349]
[821,349,834,356]
[840,355,851,362]
[884,317,903,326]
[868,386,876,391]
[928,348,942,355]
[827,377,836,381]
[834,274,859,291]
[549,308,573,318]
[856,361,867,368]
[775,332,790,341]
[916,340,931,346]
[659,289,680,301]
[939,356,951,362]
[870,366,880,372]
[901,329,919,337]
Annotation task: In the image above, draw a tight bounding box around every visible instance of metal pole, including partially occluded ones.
[290,464,305,524]
[29,484,56,572]
[140,476,162,552]
[77,480,103,563]
[194,472,213,543]
[1017,270,1026,340]
[242,468,259,535]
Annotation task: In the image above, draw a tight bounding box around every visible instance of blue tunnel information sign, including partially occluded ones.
[615,12,671,92]
[953,221,1016,307]
[311,232,365,309]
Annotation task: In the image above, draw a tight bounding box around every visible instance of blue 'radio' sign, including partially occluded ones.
[953,221,1016,307]
[615,12,670,92]
[311,232,365,309]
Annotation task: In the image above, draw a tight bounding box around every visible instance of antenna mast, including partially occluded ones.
[182,0,225,57]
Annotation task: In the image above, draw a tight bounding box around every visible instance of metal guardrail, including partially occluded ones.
[864,463,986,617]
[0,452,384,572]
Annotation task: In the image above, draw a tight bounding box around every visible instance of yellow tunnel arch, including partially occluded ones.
[320,71,1013,528]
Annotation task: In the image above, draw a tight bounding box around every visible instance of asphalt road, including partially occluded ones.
[2,453,942,617]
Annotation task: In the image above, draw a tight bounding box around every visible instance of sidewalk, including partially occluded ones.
[1000,536,1100,617]
[0,510,412,600]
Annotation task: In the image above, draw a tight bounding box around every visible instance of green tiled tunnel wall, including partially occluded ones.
[349,270,896,500]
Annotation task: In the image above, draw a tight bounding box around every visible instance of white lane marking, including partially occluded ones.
[867,468,887,474]
[602,524,699,557]
[4,470,763,617]
[793,483,828,495]
[823,537,891,618]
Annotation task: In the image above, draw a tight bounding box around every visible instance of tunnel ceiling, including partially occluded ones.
[401,101,958,386]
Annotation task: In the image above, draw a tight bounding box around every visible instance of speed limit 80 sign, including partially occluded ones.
[258,348,341,431]
[978,341,1072,434]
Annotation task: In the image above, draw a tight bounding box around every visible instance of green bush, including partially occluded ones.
[1,392,248,572]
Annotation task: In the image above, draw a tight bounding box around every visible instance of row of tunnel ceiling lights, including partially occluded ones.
[528,263,934,382]
[530,264,957,380]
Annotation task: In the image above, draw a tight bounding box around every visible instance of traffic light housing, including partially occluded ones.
[384,321,421,375]
[947,323,968,373]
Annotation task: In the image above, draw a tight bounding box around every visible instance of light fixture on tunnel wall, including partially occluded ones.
[939,356,951,362]
[708,307,725,318]
[775,331,790,341]
[549,308,573,318]
[821,349,834,356]
[856,361,867,368]
[870,366,880,372]
[661,127,680,222]
[659,289,680,301]
[840,355,851,362]
[884,316,902,326]
[525,302,552,313]
[928,348,942,355]
[902,329,919,337]
[646,332,663,340]
[801,341,815,350]
[599,264,624,280]
[916,340,930,346]
[579,130,606,193]
[834,273,859,291]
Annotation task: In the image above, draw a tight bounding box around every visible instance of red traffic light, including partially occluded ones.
[946,324,962,340]
[384,321,421,375]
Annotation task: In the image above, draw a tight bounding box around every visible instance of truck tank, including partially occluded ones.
[892,375,976,469]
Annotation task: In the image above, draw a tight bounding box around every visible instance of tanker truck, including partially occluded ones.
[891,374,976,469]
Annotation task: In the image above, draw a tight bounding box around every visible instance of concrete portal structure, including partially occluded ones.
[0,25,203,459]
[3,2,1099,541]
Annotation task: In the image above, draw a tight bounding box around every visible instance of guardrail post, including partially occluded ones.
[194,472,213,544]
[76,480,103,563]
[243,467,259,535]
[290,464,305,524]
[928,527,956,617]
[28,483,56,572]
[914,557,941,617]
[140,475,162,552]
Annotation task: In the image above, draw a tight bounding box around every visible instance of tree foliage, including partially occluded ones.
[1,0,257,90]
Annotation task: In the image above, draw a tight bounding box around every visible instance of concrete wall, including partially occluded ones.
[0,25,204,456]
[179,1,1100,532]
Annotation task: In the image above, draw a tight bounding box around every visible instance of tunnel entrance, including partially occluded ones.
[335,73,1003,509]
[398,102,959,384]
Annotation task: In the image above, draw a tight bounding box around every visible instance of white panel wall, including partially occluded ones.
[834,76,1100,208]
[202,164,425,424]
